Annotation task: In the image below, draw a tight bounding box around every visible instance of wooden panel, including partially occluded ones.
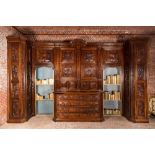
[134,40,148,122]
[26,42,33,119]
[123,42,131,119]
[103,50,123,66]
[7,37,28,123]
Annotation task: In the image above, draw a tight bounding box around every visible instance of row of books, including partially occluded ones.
[103,74,120,84]
[36,93,54,100]
[104,91,121,100]
[36,78,54,85]
[104,109,121,115]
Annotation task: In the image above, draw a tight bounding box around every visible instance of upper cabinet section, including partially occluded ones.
[32,41,124,92]
[102,43,124,66]
[32,42,54,66]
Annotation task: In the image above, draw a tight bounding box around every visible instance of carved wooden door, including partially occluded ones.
[80,47,99,90]
[124,39,148,123]
[59,47,77,91]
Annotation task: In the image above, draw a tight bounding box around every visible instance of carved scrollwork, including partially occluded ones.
[137,100,145,117]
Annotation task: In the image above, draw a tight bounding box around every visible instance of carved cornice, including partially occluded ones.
[12,26,155,42]
[14,26,155,35]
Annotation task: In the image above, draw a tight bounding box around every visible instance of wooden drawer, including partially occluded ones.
[56,105,100,113]
[55,113,102,121]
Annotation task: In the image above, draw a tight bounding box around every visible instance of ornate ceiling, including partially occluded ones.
[14,26,155,35]
[13,26,155,42]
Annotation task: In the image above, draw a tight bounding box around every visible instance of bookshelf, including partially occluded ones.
[103,67,122,116]
[35,67,54,114]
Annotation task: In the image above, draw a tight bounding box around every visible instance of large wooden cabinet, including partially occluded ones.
[7,37,149,123]
[124,39,149,122]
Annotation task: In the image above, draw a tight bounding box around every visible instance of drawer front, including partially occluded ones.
[56,93,100,102]
[56,113,101,120]
[56,105,100,113]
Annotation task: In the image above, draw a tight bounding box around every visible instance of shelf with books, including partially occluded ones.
[35,67,54,114]
[104,109,121,115]
[36,78,54,85]
[35,93,54,101]
[103,66,122,116]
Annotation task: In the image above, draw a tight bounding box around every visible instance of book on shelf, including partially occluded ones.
[36,93,54,100]
[42,79,48,85]
[116,74,120,84]
[35,94,43,100]
[36,80,41,85]
[104,74,121,84]
[48,78,54,85]
[104,109,121,115]
[36,78,54,85]
[49,93,54,100]
[104,91,121,100]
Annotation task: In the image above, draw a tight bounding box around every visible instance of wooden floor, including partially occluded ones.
[1,115,155,129]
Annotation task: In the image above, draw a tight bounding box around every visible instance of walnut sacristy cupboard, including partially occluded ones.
[7,37,149,123]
